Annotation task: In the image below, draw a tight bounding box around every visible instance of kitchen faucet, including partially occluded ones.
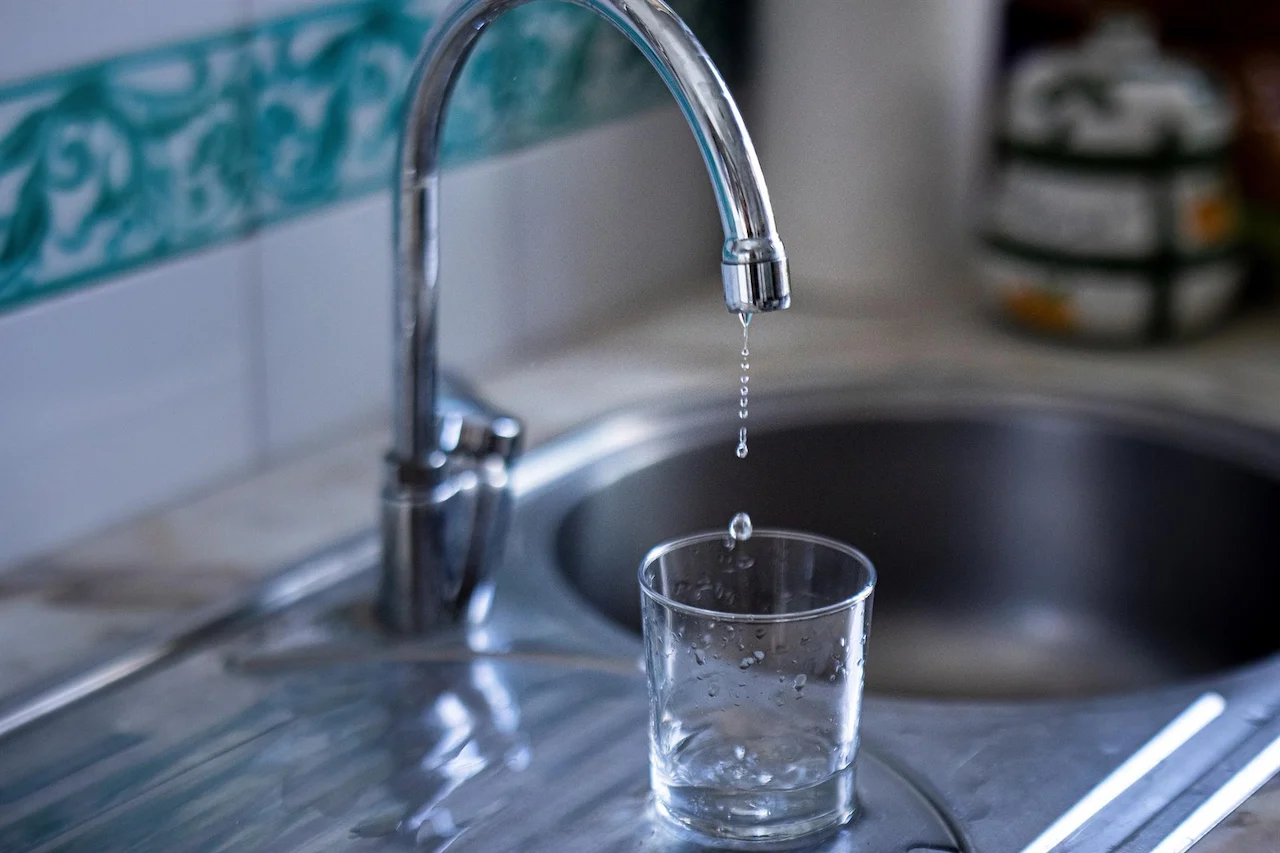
[379,0,791,634]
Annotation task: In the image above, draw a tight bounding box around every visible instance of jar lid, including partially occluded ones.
[1003,14,1235,157]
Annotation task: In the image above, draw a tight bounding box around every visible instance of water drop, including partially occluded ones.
[738,409,748,419]
[734,745,746,760]
[753,650,765,661]
[754,627,766,639]
[728,512,753,541]
[739,658,753,669]
[741,346,749,357]
[839,637,847,648]
[736,443,748,458]
[694,649,705,665]
[793,674,807,691]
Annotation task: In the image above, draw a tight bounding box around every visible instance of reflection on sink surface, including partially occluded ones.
[553,391,1280,700]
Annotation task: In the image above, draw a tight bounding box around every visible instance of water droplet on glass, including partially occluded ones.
[793,674,807,691]
[728,512,753,541]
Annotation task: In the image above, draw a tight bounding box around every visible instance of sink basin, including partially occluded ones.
[5,384,1280,852]
[551,386,1280,699]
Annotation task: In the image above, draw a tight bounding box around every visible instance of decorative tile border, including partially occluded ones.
[0,0,737,314]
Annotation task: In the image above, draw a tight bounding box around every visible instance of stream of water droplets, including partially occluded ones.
[737,313,750,459]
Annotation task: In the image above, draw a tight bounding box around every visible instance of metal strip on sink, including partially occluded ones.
[1020,692,1226,853]
[1147,730,1280,853]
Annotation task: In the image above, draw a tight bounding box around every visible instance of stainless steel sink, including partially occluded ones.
[4,383,1280,852]
[549,385,1280,699]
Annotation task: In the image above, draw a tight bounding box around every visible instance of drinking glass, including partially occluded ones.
[640,529,875,848]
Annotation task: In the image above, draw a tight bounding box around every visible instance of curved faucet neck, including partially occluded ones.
[391,0,790,468]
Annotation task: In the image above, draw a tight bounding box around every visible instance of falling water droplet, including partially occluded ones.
[794,674,807,691]
[753,650,765,661]
[736,442,748,458]
[728,512,753,541]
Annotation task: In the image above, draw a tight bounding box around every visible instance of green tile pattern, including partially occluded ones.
[0,0,738,313]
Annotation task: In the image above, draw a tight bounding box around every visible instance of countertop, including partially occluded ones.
[3,285,1279,849]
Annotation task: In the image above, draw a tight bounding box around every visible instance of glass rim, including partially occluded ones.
[638,528,876,624]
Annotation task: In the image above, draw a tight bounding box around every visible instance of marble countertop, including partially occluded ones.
[3,285,1279,849]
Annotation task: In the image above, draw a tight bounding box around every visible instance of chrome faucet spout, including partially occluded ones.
[381,0,791,634]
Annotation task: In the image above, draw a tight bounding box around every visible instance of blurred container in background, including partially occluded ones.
[979,13,1243,343]
[981,0,1280,344]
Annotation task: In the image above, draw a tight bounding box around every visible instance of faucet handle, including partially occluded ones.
[379,381,523,634]
[437,410,522,463]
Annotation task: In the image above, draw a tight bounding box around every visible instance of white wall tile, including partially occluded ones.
[256,105,716,459]
[0,246,259,569]
[0,0,251,84]
[256,194,395,457]
[511,106,719,350]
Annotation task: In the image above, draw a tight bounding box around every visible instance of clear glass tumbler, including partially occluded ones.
[640,529,875,848]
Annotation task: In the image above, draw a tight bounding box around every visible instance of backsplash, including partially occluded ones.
[0,0,735,313]
[0,0,733,569]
